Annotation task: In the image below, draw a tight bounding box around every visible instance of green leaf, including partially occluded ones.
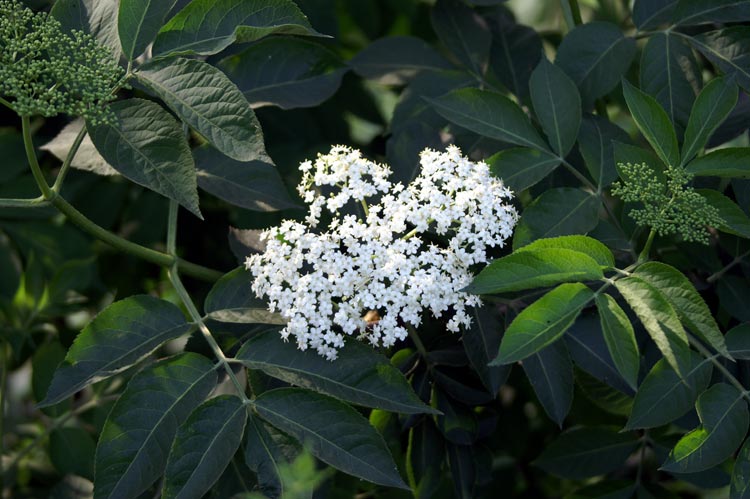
[662,383,749,473]
[95,353,217,499]
[406,421,443,499]
[492,283,594,365]
[463,305,510,394]
[633,0,678,29]
[512,188,601,249]
[516,235,615,269]
[682,76,738,164]
[634,262,730,358]
[534,426,640,479]
[697,189,750,238]
[486,147,560,192]
[556,22,636,108]
[446,443,476,499]
[731,437,750,498]
[153,0,325,57]
[467,248,604,295]
[50,427,96,479]
[625,352,713,430]
[40,295,192,407]
[673,0,750,26]
[615,276,691,378]
[434,389,478,445]
[194,146,298,212]
[595,294,640,390]
[575,369,634,416]
[350,35,452,85]
[204,267,286,325]
[51,0,121,57]
[726,323,750,359]
[118,0,177,60]
[136,57,268,163]
[236,329,435,414]
[578,115,630,189]
[529,57,581,156]
[218,37,347,109]
[690,27,750,92]
[254,388,407,489]
[640,32,701,135]
[427,88,548,150]
[622,79,680,167]
[488,19,541,100]
[87,99,201,218]
[244,414,299,499]
[719,276,750,321]
[32,341,70,417]
[430,0,490,77]
[613,141,667,181]
[162,395,248,499]
[687,148,750,178]
[522,340,574,426]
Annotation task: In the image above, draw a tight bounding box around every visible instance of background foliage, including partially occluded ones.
[3,0,750,498]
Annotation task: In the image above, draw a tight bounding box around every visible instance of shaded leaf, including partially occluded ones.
[488,18,541,100]
[493,283,593,365]
[434,389,478,445]
[662,383,749,473]
[687,148,750,178]
[697,189,750,238]
[731,437,750,498]
[244,414,300,499]
[204,267,286,325]
[632,0,678,29]
[446,443,476,499]
[119,0,177,60]
[41,295,192,407]
[578,114,630,189]
[430,0,490,77]
[254,388,407,489]
[596,294,640,390]
[719,276,750,321]
[463,305,510,394]
[95,353,217,499]
[153,0,325,57]
[622,79,680,167]
[236,329,435,414]
[51,0,121,57]
[682,76,738,164]
[690,27,750,92]
[486,147,560,192]
[625,353,713,430]
[673,0,750,26]
[219,37,347,109]
[87,98,201,218]
[50,427,95,479]
[350,36,452,85]
[727,323,750,359]
[523,340,574,426]
[406,421,444,499]
[162,395,248,499]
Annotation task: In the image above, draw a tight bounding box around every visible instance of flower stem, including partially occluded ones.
[0,196,48,208]
[638,229,656,263]
[707,249,750,283]
[0,95,12,110]
[51,124,87,193]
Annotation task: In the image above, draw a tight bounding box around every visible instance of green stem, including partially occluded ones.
[638,229,656,263]
[707,250,750,283]
[0,196,49,208]
[22,115,53,199]
[51,124,87,193]
[407,325,429,363]
[688,333,750,403]
[360,199,369,218]
[567,0,584,24]
[165,201,250,404]
[560,157,597,191]
[0,95,12,110]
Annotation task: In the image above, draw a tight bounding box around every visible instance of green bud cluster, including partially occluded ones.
[612,161,722,244]
[0,0,124,124]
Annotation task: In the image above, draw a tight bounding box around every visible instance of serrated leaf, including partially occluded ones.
[578,114,630,189]
[41,295,192,407]
[673,0,750,26]
[218,37,347,109]
[529,57,581,157]
[615,276,691,378]
[682,76,738,164]
[430,0,490,77]
[254,388,408,489]
[523,340,574,426]
[516,235,615,269]
[596,294,640,390]
[534,426,640,479]
[727,323,750,359]
[622,79,680,167]
[162,395,248,499]
[95,353,217,499]
[662,383,749,473]
[556,22,636,108]
[640,32,701,136]
[635,262,730,358]
[350,35,452,85]
[51,0,121,58]
[237,329,434,414]
[493,283,593,365]
[486,147,560,192]
[467,248,603,295]
[119,0,177,60]
[194,146,298,212]
[204,267,286,325]
[463,305,509,394]
[512,188,601,249]
[697,189,750,238]
[244,414,299,499]
[625,353,713,430]
[87,98,201,218]
[136,57,268,162]
[687,148,750,178]
[690,27,750,92]
[153,0,325,57]
[428,88,548,150]
[731,437,750,498]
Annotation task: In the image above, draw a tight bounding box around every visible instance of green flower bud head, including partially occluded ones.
[612,161,722,244]
[0,0,124,124]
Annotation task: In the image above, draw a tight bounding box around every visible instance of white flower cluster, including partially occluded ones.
[246,145,518,360]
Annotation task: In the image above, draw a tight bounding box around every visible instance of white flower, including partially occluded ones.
[246,145,518,360]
